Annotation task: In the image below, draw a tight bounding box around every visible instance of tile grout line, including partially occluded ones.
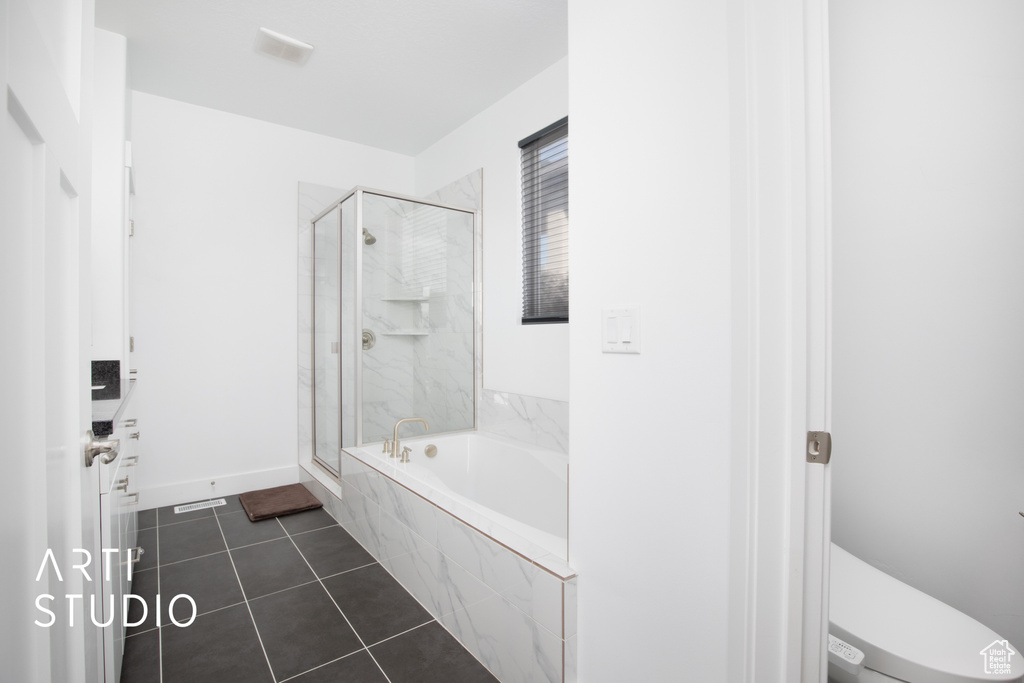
[154,510,217,529]
[127,596,251,635]
[243,576,322,602]
[363,618,435,649]
[280,518,395,683]
[212,508,279,683]
[156,525,303,567]
[156,548,229,568]
[316,559,379,581]
[275,647,365,683]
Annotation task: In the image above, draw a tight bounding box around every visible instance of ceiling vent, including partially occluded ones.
[253,27,314,65]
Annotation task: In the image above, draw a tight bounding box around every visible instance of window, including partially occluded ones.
[520,117,568,324]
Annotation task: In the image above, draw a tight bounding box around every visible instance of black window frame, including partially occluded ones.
[520,117,569,325]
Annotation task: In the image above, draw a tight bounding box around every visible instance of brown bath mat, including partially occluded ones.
[239,483,322,522]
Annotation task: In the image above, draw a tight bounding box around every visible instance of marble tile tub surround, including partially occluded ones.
[479,389,569,454]
[301,457,577,683]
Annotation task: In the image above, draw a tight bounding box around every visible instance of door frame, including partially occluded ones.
[728,0,832,680]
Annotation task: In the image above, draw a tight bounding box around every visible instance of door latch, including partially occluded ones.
[807,431,832,464]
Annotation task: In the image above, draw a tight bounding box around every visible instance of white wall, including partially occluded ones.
[415,58,569,401]
[90,28,127,366]
[569,2,733,680]
[831,0,1024,651]
[130,92,414,507]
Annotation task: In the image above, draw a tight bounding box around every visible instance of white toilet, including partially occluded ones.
[829,543,1024,683]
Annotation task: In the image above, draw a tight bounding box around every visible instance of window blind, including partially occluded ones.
[520,117,568,324]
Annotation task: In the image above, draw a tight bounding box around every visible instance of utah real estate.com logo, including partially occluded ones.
[981,639,1016,677]
[34,548,195,629]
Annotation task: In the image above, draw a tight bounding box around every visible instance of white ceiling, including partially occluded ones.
[95,0,568,156]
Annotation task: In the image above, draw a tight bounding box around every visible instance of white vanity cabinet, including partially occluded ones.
[97,405,141,683]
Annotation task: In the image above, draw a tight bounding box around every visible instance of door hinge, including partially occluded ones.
[807,431,832,464]
[129,336,135,352]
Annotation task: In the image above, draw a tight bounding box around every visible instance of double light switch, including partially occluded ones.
[602,307,641,354]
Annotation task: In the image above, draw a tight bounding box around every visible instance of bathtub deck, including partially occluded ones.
[120,494,498,683]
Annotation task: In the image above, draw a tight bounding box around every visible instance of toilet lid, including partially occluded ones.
[829,544,1024,683]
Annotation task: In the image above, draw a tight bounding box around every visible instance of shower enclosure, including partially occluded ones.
[310,188,478,474]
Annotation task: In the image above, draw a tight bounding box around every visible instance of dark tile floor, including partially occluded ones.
[122,495,498,683]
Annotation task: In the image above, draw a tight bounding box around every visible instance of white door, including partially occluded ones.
[0,1,99,681]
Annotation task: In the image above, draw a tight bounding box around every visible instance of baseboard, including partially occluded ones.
[137,465,301,510]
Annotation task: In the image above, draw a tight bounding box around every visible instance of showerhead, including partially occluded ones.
[362,228,377,245]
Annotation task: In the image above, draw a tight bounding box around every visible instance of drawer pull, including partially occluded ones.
[124,492,139,505]
[116,475,129,492]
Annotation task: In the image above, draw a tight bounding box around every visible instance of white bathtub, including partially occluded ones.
[302,430,576,683]
[347,431,568,560]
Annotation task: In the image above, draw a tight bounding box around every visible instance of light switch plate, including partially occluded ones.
[602,306,641,354]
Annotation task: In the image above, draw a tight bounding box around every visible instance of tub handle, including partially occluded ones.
[400,446,411,463]
[381,438,391,455]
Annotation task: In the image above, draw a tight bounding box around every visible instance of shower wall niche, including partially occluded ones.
[310,188,478,474]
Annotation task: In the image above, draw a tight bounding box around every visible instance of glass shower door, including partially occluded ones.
[312,205,340,473]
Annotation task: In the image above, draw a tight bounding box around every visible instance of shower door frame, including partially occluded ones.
[309,186,481,475]
[310,201,344,475]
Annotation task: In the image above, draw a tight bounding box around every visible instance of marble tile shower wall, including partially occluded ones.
[301,454,577,683]
[422,169,484,432]
[361,190,475,439]
[413,206,475,433]
[361,197,414,441]
[423,171,569,455]
[422,168,482,210]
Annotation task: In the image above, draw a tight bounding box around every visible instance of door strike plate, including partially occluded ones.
[807,431,832,464]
